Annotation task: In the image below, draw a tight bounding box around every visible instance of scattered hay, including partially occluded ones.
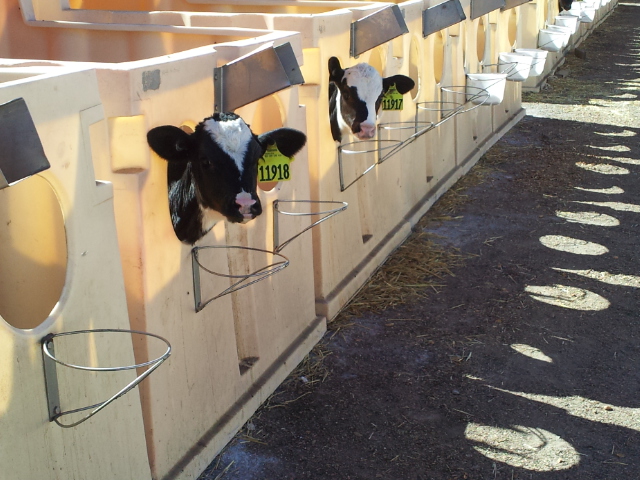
[277,343,331,391]
[331,140,515,326]
[337,234,465,319]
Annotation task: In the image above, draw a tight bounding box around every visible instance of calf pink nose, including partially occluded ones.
[235,194,256,207]
[357,123,376,139]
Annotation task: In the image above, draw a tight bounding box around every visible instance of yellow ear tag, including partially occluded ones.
[382,84,404,111]
[258,144,293,183]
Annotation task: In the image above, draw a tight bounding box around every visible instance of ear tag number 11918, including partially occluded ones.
[258,144,293,183]
[382,84,404,111]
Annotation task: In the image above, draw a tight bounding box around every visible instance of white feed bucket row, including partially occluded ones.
[538,27,570,52]
[564,0,597,23]
[498,52,534,82]
[467,44,552,104]
[501,49,549,79]
[555,14,580,34]
[466,74,507,105]
[546,24,573,48]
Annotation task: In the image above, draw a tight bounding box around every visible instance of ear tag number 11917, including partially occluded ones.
[258,144,293,183]
[382,84,404,111]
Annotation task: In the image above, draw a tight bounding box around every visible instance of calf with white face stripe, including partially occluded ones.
[328,57,415,143]
[147,112,306,244]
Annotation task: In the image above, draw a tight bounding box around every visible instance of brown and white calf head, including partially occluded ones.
[147,112,306,244]
[328,56,415,143]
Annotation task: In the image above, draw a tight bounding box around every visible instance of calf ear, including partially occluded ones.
[328,57,345,84]
[259,128,307,158]
[383,75,415,95]
[147,125,194,161]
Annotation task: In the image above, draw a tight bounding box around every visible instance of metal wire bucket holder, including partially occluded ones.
[420,84,490,118]
[191,245,289,312]
[376,84,490,163]
[338,139,401,191]
[336,85,488,191]
[496,60,534,82]
[41,329,171,428]
[273,200,348,252]
[478,61,532,83]
[376,120,438,164]
[537,32,567,52]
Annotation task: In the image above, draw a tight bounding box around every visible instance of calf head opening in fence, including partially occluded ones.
[328,56,415,143]
[147,112,306,244]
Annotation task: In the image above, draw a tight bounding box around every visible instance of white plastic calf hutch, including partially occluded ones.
[130,0,493,321]
[61,0,513,320]
[53,0,424,321]
[0,68,154,480]
[1,6,325,480]
[23,0,526,319]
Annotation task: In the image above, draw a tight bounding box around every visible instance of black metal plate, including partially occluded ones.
[423,0,466,37]
[0,98,50,188]
[350,5,409,57]
[502,0,532,10]
[214,43,302,112]
[275,42,305,86]
[470,0,507,19]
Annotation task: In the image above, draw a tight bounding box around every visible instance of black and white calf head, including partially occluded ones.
[328,56,415,143]
[147,112,306,244]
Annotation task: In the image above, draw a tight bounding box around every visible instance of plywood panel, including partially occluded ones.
[0,68,151,480]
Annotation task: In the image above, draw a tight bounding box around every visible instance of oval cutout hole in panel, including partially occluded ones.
[0,175,67,329]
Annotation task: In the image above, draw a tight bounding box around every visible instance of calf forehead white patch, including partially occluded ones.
[203,117,253,174]
[344,63,383,103]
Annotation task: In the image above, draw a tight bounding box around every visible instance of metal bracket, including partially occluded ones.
[0,98,50,189]
[422,0,466,37]
[338,83,492,190]
[274,42,305,86]
[192,245,289,312]
[502,0,532,10]
[41,330,171,428]
[350,5,409,58]
[338,138,392,191]
[273,200,348,252]
[42,335,61,420]
[470,0,507,19]
[214,42,304,112]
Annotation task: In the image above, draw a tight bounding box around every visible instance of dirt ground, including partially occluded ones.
[200,4,640,479]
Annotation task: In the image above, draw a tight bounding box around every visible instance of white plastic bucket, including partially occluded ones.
[498,52,533,82]
[514,48,548,77]
[555,14,579,34]
[538,29,566,52]
[466,73,507,105]
[568,2,582,15]
[545,25,572,47]
[581,7,596,22]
